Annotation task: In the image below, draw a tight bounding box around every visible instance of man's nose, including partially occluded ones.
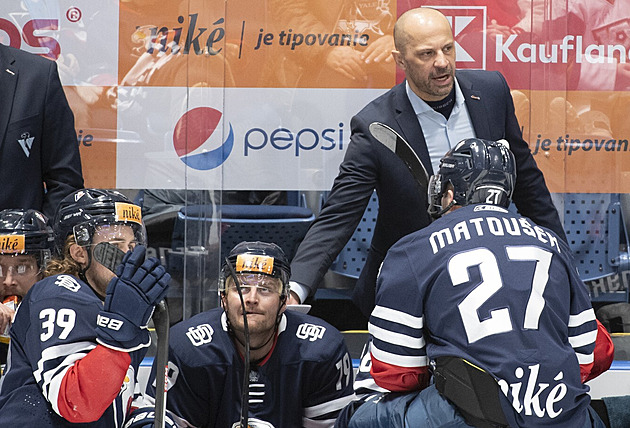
[434,51,449,68]
[2,269,16,286]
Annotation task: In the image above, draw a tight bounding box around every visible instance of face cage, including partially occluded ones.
[72,219,147,248]
[428,174,448,218]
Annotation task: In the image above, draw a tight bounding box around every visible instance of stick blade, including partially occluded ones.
[369,121,430,192]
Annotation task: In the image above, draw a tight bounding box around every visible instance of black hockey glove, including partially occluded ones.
[96,245,170,352]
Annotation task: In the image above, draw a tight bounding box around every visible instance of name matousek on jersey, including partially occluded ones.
[429,205,560,254]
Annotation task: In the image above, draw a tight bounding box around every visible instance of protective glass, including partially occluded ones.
[226,274,283,297]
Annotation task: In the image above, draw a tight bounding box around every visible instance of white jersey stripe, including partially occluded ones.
[302,416,338,428]
[576,351,595,365]
[568,308,595,327]
[371,305,423,329]
[303,393,357,418]
[368,322,425,349]
[569,330,597,348]
[34,341,95,383]
[370,342,428,368]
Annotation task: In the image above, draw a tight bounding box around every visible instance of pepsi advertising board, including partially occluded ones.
[1,0,629,193]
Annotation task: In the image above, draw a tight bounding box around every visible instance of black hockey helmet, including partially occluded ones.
[53,189,146,255]
[219,241,291,299]
[0,209,53,268]
[428,138,516,219]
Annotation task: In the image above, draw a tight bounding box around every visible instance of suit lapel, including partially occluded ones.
[0,45,18,154]
[457,72,491,139]
[392,83,435,175]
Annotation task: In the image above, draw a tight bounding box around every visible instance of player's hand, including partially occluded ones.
[96,245,170,352]
[0,303,14,336]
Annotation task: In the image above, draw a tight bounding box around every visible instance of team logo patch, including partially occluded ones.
[55,274,81,292]
[185,323,214,346]
[296,323,326,341]
[17,132,34,157]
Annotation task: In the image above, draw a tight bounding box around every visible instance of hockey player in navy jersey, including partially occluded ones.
[126,241,356,428]
[0,189,170,426]
[337,139,614,428]
[0,209,53,366]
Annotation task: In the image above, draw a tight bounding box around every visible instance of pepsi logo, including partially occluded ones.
[172,107,234,170]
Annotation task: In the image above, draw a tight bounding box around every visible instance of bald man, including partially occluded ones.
[288,7,564,319]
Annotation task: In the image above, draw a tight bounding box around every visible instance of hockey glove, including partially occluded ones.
[96,245,170,352]
[124,408,177,428]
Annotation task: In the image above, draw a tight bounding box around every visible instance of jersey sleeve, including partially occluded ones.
[565,261,614,382]
[302,334,357,427]
[368,242,430,392]
[26,276,131,423]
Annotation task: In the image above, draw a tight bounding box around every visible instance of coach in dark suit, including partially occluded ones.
[0,44,83,219]
[288,7,565,318]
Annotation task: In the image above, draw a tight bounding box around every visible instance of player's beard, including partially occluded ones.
[228,306,278,348]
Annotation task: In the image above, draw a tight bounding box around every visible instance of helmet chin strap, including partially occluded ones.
[78,249,93,285]
[432,200,456,219]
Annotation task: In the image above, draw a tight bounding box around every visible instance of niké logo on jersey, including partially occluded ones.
[17,132,35,157]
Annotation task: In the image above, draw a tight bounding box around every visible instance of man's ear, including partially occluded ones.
[392,50,405,70]
[69,244,88,266]
[446,188,455,204]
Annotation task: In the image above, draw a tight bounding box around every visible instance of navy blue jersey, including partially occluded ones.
[0,274,144,427]
[369,205,598,427]
[133,308,356,428]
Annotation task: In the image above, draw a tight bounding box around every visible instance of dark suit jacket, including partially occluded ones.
[0,44,83,220]
[290,69,565,317]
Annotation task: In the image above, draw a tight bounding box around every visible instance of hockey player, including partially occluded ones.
[0,189,170,426]
[126,241,356,428]
[337,139,614,428]
[0,209,53,365]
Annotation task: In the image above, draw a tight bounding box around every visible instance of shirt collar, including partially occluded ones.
[405,77,465,116]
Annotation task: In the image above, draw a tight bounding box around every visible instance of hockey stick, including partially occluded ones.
[224,258,250,428]
[368,122,430,193]
[152,299,170,428]
[93,243,170,427]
